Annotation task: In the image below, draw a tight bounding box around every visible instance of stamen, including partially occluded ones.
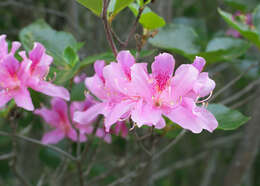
[129,122,137,131]
[196,91,213,104]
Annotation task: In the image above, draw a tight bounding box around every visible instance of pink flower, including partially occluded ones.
[112,121,128,138]
[35,95,111,144]
[74,51,136,132]
[0,38,70,111]
[0,35,20,62]
[35,98,84,144]
[74,51,218,134]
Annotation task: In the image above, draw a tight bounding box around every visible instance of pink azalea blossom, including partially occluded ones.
[0,37,70,111]
[35,96,111,144]
[74,51,218,133]
[73,73,87,84]
[74,51,137,132]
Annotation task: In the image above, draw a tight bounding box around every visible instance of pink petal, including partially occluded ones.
[67,128,86,142]
[131,99,162,128]
[152,53,175,90]
[31,81,70,101]
[164,98,218,133]
[193,72,215,97]
[0,35,8,58]
[104,100,134,132]
[50,98,69,124]
[117,50,135,79]
[85,75,107,100]
[13,88,34,111]
[155,118,166,129]
[42,129,65,144]
[74,103,104,125]
[172,64,199,98]
[29,43,53,78]
[131,63,152,102]
[192,56,206,72]
[34,107,60,128]
[0,91,12,108]
[103,62,132,96]
[94,60,105,82]
[10,42,21,55]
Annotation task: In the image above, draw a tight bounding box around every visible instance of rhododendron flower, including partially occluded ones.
[74,51,218,134]
[0,34,20,62]
[74,51,137,132]
[35,96,111,144]
[0,36,69,111]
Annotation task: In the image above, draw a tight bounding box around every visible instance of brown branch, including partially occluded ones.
[223,87,260,186]
[9,119,32,186]
[211,63,259,101]
[0,131,76,161]
[0,152,14,160]
[102,0,118,57]
[153,129,186,160]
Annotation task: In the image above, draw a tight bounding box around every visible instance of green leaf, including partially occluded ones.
[77,0,103,16]
[149,23,250,63]
[64,46,79,67]
[129,3,165,30]
[149,24,200,59]
[108,0,134,17]
[19,20,78,66]
[198,37,250,63]
[218,8,260,48]
[208,104,250,130]
[137,0,152,7]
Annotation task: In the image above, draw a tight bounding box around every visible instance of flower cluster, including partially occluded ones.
[74,51,218,134]
[0,35,69,111]
[226,11,253,38]
[35,96,113,144]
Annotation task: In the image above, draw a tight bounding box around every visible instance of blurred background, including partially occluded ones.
[0,0,260,186]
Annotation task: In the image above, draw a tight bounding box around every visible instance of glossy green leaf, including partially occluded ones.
[149,23,250,63]
[208,104,250,130]
[77,0,103,16]
[108,0,134,17]
[19,20,78,66]
[137,0,152,7]
[70,82,86,101]
[129,3,165,29]
[198,37,250,63]
[64,46,79,67]
[149,24,200,59]
[218,8,260,48]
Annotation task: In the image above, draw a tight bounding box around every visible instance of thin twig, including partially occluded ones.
[153,130,186,160]
[220,78,260,105]
[151,151,208,182]
[123,7,144,48]
[0,131,76,161]
[102,0,118,57]
[0,152,14,160]
[9,119,32,186]
[211,63,259,101]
